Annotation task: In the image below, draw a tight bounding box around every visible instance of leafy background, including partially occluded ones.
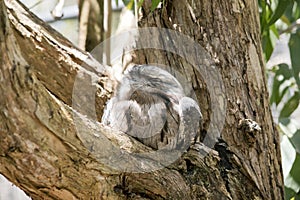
[259,0,300,199]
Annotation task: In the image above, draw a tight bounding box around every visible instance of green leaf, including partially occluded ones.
[122,0,131,5]
[281,135,297,178]
[268,0,292,26]
[285,186,297,200]
[290,153,300,187]
[270,77,281,105]
[279,86,291,103]
[127,0,134,10]
[260,0,268,32]
[270,64,293,105]
[278,63,293,79]
[289,30,300,89]
[115,0,119,6]
[137,0,145,8]
[284,1,300,23]
[270,23,280,38]
[262,32,274,61]
[279,91,300,119]
[151,0,161,11]
[279,118,299,137]
[280,14,291,25]
[291,130,300,153]
[284,156,300,199]
[122,0,134,10]
[262,24,279,61]
[285,173,300,194]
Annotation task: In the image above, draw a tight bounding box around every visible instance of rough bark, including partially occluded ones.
[133,0,284,199]
[0,0,284,200]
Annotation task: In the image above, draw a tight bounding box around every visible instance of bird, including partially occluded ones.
[102,65,202,151]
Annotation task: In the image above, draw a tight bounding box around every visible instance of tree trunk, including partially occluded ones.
[0,0,284,200]
[78,0,104,52]
[133,0,284,198]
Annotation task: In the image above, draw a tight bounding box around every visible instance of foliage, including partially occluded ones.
[259,0,300,199]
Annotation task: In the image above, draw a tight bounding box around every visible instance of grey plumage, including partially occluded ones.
[102,65,202,150]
